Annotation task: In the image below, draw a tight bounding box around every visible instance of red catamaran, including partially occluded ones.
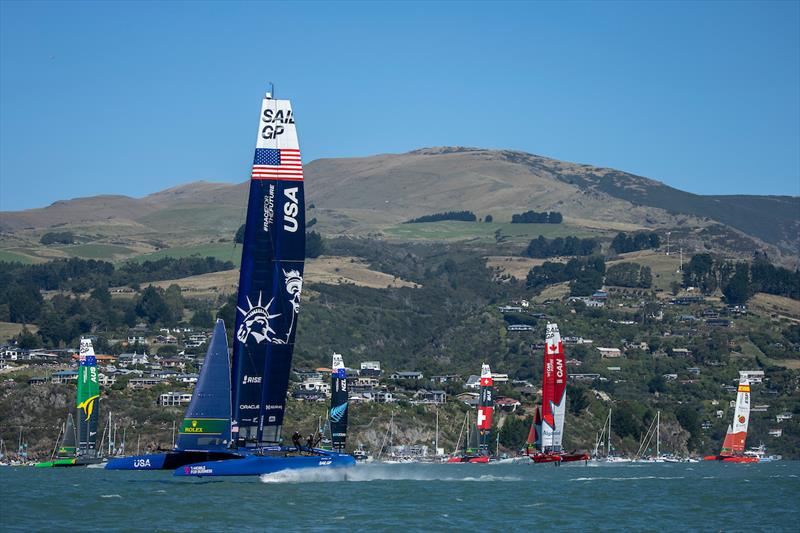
[704,376,758,463]
[528,323,589,464]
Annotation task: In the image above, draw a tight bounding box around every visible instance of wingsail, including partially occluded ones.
[705,376,756,462]
[477,363,494,455]
[177,319,232,451]
[231,94,305,447]
[540,323,566,453]
[330,353,349,453]
[76,338,100,458]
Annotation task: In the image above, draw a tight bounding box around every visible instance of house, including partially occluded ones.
[495,397,521,412]
[686,367,701,375]
[597,347,621,358]
[155,335,178,345]
[498,305,523,313]
[663,374,678,381]
[127,335,148,345]
[360,361,381,371]
[177,373,199,384]
[52,370,79,384]
[606,366,621,372]
[716,410,724,418]
[158,391,193,406]
[568,296,605,308]
[740,370,764,384]
[292,390,326,402]
[706,319,731,327]
[768,429,783,437]
[776,412,793,423]
[160,358,186,370]
[299,377,330,395]
[373,390,395,403]
[430,374,461,384]
[672,348,692,357]
[98,373,117,387]
[128,377,163,389]
[591,290,609,300]
[414,390,446,405]
[390,371,424,380]
[118,352,149,367]
[569,373,600,382]
[566,358,582,367]
[463,375,480,389]
[491,373,509,383]
[507,324,534,332]
[0,345,21,360]
[27,376,48,385]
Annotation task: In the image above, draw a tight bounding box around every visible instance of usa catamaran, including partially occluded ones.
[704,375,758,463]
[528,323,589,464]
[175,90,354,476]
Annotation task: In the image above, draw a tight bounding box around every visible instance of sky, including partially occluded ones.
[1,1,798,211]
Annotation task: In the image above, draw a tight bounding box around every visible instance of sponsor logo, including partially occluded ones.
[77,394,100,422]
[188,465,213,475]
[236,292,283,345]
[239,404,259,410]
[261,107,294,139]
[283,187,299,232]
[242,375,262,385]
[738,415,746,424]
[330,402,348,423]
[264,404,283,410]
[263,184,275,231]
[183,420,205,433]
[133,458,151,468]
[283,269,303,314]
[318,458,332,466]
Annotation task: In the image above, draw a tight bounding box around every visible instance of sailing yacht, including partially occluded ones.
[704,376,758,463]
[447,364,493,463]
[528,323,589,465]
[175,90,354,476]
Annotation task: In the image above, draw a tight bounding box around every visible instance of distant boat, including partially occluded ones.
[106,319,242,470]
[174,89,353,476]
[447,363,493,463]
[35,339,103,467]
[704,376,758,463]
[528,323,589,465]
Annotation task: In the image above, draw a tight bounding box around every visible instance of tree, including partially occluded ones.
[164,284,184,322]
[234,224,246,244]
[484,215,493,223]
[723,263,753,304]
[39,231,74,245]
[136,286,172,324]
[306,231,325,258]
[647,374,667,394]
[16,327,41,349]
[190,307,214,328]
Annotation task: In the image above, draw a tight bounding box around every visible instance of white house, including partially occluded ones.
[158,391,193,406]
[597,347,622,358]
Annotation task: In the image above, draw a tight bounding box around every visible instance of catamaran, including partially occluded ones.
[704,376,758,463]
[528,323,589,464]
[174,90,354,477]
[35,339,103,467]
[447,363,493,463]
[106,319,242,470]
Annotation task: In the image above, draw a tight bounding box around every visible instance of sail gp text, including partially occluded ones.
[261,108,294,139]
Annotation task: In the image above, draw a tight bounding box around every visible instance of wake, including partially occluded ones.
[260,464,521,484]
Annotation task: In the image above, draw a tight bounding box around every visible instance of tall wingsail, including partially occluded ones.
[477,363,494,454]
[721,377,751,456]
[231,94,305,447]
[330,353,349,453]
[76,338,100,458]
[177,319,232,450]
[540,323,566,453]
[57,413,77,458]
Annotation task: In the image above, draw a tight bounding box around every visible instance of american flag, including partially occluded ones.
[251,148,303,181]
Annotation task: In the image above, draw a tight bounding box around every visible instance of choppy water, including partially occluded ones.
[1,461,798,532]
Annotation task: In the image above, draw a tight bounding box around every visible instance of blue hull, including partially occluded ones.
[105,450,243,471]
[173,447,356,477]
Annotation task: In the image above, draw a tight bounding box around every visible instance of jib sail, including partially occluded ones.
[330,353,349,453]
[177,319,232,450]
[231,93,305,446]
[57,413,77,458]
[477,363,494,455]
[76,338,100,458]
[540,323,566,453]
[721,377,751,456]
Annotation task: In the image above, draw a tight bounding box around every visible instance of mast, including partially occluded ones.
[477,363,494,455]
[435,410,439,457]
[656,411,660,458]
[231,90,305,447]
[76,338,100,458]
[607,408,611,457]
[330,353,349,453]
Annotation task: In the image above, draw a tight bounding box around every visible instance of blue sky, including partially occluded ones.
[1,1,798,210]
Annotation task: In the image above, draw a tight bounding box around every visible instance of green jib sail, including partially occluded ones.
[76,339,100,457]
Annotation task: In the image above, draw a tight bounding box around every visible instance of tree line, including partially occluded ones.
[605,262,653,288]
[511,210,563,224]
[525,256,606,296]
[610,232,660,254]
[682,253,799,303]
[524,235,598,258]
[404,211,477,224]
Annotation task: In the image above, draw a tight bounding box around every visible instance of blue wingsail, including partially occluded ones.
[176,319,232,450]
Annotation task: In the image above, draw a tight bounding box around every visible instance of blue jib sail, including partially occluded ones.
[231,96,305,446]
[176,319,232,450]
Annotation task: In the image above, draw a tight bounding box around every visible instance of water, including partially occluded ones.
[1,461,798,532]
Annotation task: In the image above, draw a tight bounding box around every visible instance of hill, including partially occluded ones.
[1,147,797,264]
